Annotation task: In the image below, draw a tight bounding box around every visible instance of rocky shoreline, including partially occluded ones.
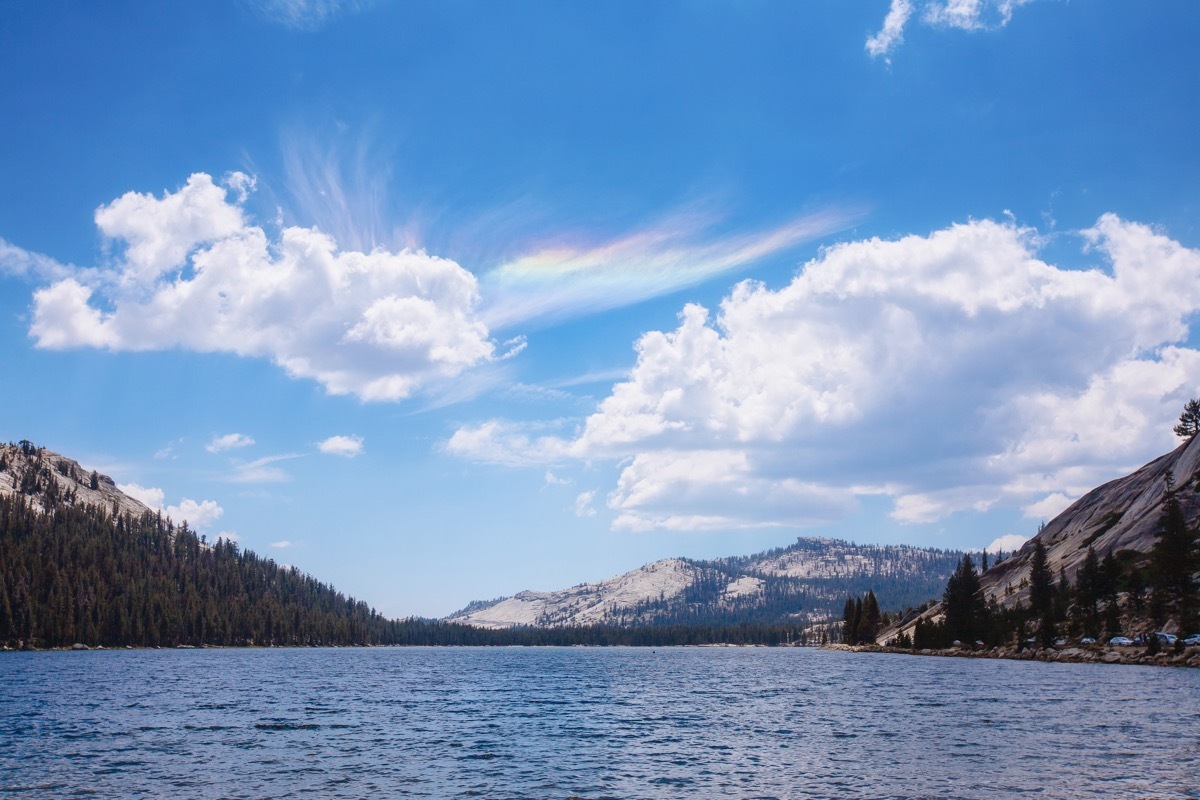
[829,642,1200,668]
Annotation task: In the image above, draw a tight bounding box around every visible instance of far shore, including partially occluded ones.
[827,642,1200,668]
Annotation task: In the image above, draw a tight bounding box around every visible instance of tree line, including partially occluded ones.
[0,491,818,649]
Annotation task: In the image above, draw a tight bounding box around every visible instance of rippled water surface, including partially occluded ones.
[1,647,1197,799]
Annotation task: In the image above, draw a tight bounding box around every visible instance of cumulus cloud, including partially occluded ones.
[451,215,1200,531]
[117,482,224,532]
[207,432,255,453]
[27,172,496,402]
[167,498,224,531]
[118,482,166,510]
[868,0,1032,59]
[317,434,364,457]
[986,533,1030,554]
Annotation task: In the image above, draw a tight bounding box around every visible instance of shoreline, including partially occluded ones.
[827,642,1200,668]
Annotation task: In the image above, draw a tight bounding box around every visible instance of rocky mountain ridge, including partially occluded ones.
[0,440,153,519]
[447,538,965,629]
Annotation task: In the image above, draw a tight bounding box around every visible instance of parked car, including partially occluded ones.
[1053,637,1067,647]
[1184,634,1200,646]
[1108,636,1134,646]
[1080,637,1096,645]
[1154,632,1178,646]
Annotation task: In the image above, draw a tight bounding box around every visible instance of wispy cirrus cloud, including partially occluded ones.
[245,0,370,31]
[227,453,303,483]
[479,208,861,330]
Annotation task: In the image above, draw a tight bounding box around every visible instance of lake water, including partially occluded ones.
[1,647,1197,799]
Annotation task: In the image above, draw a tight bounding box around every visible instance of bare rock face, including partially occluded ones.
[0,440,153,519]
[982,434,1200,606]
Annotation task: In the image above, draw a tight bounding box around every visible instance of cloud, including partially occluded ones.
[450,215,1200,531]
[270,540,295,549]
[227,453,302,483]
[247,0,368,30]
[207,432,256,453]
[118,482,166,510]
[544,471,572,487]
[986,533,1029,555]
[119,482,225,531]
[866,0,914,60]
[867,0,1032,59]
[26,172,496,402]
[0,238,76,282]
[445,420,574,467]
[574,490,598,518]
[166,498,224,531]
[317,434,364,457]
[479,209,859,330]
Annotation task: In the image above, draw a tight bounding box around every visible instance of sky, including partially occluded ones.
[3,0,1200,618]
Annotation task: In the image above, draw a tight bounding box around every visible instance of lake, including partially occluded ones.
[1,647,1197,799]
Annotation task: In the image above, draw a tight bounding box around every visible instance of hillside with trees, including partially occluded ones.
[0,441,820,649]
[881,403,1200,650]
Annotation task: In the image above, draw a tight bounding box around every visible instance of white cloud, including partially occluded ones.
[317,434,364,458]
[0,237,75,282]
[445,420,574,467]
[207,432,255,453]
[986,533,1029,555]
[27,172,496,402]
[166,498,224,532]
[248,0,367,31]
[450,215,1200,532]
[270,540,294,549]
[118,482,166,510]
[868,0,1032,59]
[1023,492,1073,521]
[574,490,598,518]
[116,482,224,532]
[866,0,914,60]
[544,471,572,487]
[227,453,302,483]
[479,208,859,330]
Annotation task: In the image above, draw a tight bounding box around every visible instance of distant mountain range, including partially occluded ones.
[447,538,965,629]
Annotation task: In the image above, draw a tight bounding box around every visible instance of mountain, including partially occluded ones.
[0,440,420,649]
[887,434,1200,642]
[447,538,964,630]
[0,440,152,518]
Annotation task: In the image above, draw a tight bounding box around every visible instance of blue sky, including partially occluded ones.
[3,0,1200,617]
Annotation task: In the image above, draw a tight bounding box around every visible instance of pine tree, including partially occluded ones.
[942,555,986,644]
[1150,470,1199,629]
[1028,539,1056,646]
[1173,398,1200,439]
